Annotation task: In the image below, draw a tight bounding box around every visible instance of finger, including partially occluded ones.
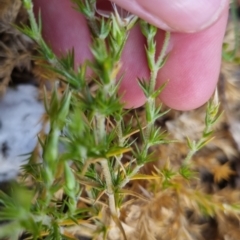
[33,0,229,111]
[111,0,229,32]
[155,6,229,110]
[33,0,148,108]
[118,25,149,108]
[33,0,93,68]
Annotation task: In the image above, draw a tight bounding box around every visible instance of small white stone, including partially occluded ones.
[0,85,45,181]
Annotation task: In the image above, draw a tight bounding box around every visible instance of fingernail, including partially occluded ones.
[111,0,229,32]
[95,0,136,26]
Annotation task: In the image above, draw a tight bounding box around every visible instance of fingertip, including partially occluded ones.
[33,0,93,68]
[111,0,229,32]
[156,8,228,110]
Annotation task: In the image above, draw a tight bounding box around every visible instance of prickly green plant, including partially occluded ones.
[0,1,240,240]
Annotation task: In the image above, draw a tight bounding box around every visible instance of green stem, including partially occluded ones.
[113,119,124,170]
[95,112,106,144]
[144,31,171,154]
[156,32,171,70]
[184,149,196,165]
[25,2,66,70]
[119,164,143,188]
[149,31,171,94]
[27,7,40,40]
[87,18,100,37]
[145,97,155,143]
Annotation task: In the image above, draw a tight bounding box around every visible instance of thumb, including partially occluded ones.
[111,0,229,32]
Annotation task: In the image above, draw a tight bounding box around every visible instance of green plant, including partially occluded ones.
[1,1,240,240]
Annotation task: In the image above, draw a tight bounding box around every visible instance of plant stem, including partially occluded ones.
[119,164,144,188]
[95,111,117,216]
[145,97,155,142]
[113,119,124,170]
[149,31,170,94]
[95,112,106,144]
[144,31,171,151]
[101,159,118,216]
[184,149,196,165]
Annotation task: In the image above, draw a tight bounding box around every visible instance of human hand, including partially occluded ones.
[33,0,229,110]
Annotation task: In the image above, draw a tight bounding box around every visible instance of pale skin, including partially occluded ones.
[33,0,229,110]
